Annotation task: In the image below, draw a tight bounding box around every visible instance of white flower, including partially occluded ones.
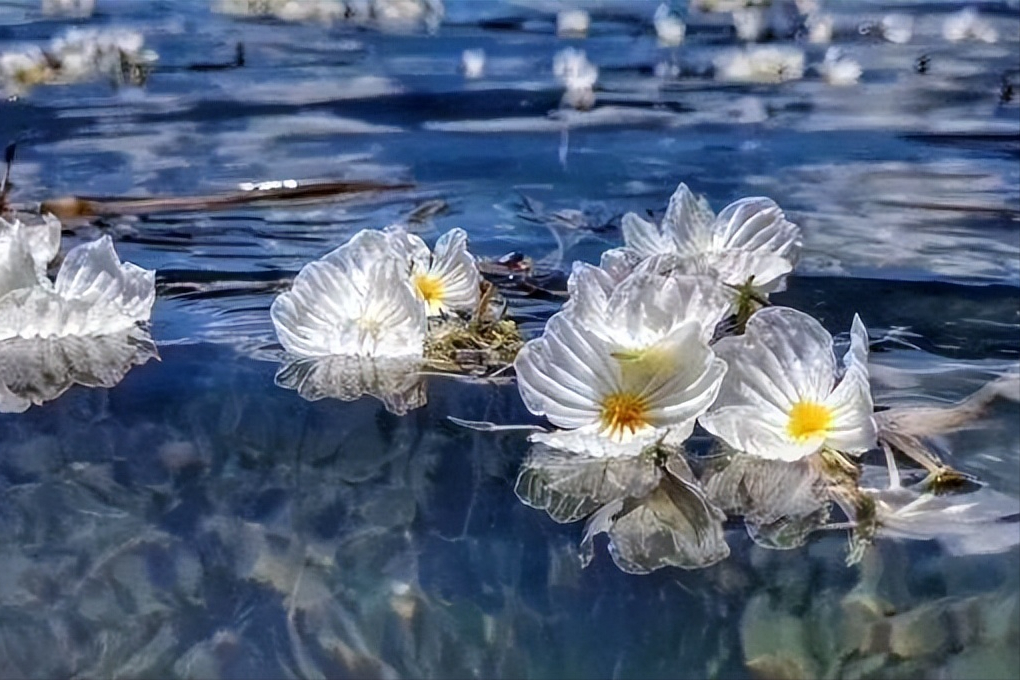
[714,45,805,83]
[563,260,734,348]
[385,226,481,317]
[878,13,912,44]
[42,0,95,17]
[271,229,426,358]
[819,47,862,87]
[732,7,767,42]
[621,182,801,295]
[654,4,686,46]
[942,8,998,44]
[515,309,727,458]
[461,48,485,79]
[806,13,833,44]
[557,8,590,38]
[554,47,597,109]
[699,306,876,462]
[0,217,154,341]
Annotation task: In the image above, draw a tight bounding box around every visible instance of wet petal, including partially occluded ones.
[661,182,716,256]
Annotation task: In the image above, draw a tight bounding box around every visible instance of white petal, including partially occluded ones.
[514,312,619,428]
[621,212,672,259]
[54,236,155,328]
[383,224,430,273]
[0,236,153,340]
[562,261,615,322]
[699,406,822,461]
[0,219,42,298]
[603,272,732,347]
[824,361,876,454]
[635,322,728,438]
[514,334,601,429]
[598,248,640,283]
[705,250,793,293]
[661,182,715,256]
[843,313,869,371]
[710,196,801,263]
[736,306,837,405]
[429,227,481,314]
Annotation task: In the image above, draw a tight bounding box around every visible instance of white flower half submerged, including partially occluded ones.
[621,182,801,295]
[0,217,155,341]
[386,225,481,317]
[271,229,426,358]
[699,306,876,462]
[515,297,727,457]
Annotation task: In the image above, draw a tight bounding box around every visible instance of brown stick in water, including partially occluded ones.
[36,179,415,222]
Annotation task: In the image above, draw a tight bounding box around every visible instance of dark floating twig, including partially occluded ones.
[35,178,415,222]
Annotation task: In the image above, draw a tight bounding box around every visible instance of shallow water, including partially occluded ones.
[1,1,1019,678]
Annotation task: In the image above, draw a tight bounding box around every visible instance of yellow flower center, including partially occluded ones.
[599,391,650,441]
[413,273,445,312]
[787,401,832,442]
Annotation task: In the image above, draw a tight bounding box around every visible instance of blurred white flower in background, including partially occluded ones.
[942,7,998,44]
[556,8,590,38]
[460,48,486,79]
[699,307,876,462]
[806,12,833,44]
[654,4,686,47]
[878,13,913,44]
[714,45,805,83]
[554,47,598,109]
[818,47,862,86]
[41,0,95,18]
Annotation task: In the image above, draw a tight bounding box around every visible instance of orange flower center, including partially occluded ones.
[787,401,832,442]
[599,391,650,440]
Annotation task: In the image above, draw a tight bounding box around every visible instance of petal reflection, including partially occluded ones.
[0,329,157,413]
[275,354,426,416]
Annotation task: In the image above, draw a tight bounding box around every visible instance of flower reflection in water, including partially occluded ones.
[0,328,157,413]
[515,441,729,573]
[275,354,426,415]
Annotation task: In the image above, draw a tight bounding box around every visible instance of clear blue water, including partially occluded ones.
[1,1,1018,678]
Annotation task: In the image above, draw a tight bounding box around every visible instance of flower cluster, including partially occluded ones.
[271,225,482,360]
[516,181,876,464]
